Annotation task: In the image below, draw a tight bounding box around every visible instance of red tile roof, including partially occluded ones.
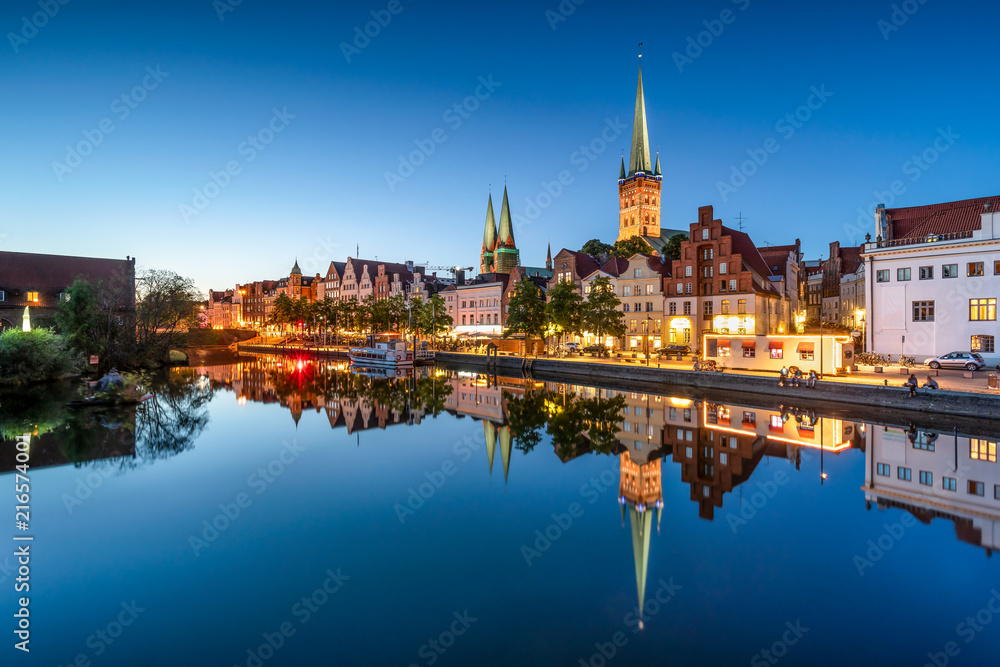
[758,245,797,276]
[601,257,630,277]
[0,250,134,309]
[839,245,863,274]
[888,196,1000,239]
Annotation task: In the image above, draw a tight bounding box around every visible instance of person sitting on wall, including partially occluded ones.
[807,370,818,388]
[779,366,788,387]
[922,375,939,390]
[904,373,918,397]
[791,367,803,387]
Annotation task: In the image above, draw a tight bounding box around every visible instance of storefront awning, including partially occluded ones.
[717,339,730,347]
[741,341,755,349]
[769,341,783,349]
[797,342,815,352]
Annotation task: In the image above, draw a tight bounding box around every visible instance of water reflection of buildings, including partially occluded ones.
[864,426,999,554]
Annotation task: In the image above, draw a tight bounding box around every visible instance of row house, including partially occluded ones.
[442,275,508,334]
[207,289,235,329]
[864,195,1000,364]
[618,254,671,353]
[820,241,862,325]
[235,280,279,328]
[337,257,414,302]
[664,205,796,350]
[840,263,866,332]
[802,262,824,322]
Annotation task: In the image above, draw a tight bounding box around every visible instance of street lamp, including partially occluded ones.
[855,308,866,352]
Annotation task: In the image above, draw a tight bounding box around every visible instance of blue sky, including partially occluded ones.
[2,0,998,292]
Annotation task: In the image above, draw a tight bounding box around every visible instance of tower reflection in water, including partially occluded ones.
[195,357,999,623]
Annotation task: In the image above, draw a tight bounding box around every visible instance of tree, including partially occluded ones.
[662,233,688,262]
[413,295,452,340]
[611,235,654,258]
[56,279,101,359]
[580,239,613,257]
[582,276,625,354]
[134,269,202,364]
[502,279,547,356]
[269,294,294,330]
[546,280,584,349]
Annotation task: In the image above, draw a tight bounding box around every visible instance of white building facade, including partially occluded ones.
[864,198,1000,365]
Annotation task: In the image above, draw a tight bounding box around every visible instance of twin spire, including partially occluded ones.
[481,186,518,274]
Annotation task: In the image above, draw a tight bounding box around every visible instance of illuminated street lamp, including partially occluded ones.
[855,308,866,352]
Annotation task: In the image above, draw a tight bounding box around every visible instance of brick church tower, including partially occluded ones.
[617,59,662,243]
[289,259,302,297]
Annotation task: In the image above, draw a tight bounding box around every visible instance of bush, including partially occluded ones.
[0,328,82,385]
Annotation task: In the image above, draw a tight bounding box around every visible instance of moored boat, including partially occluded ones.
[349,341,416,367]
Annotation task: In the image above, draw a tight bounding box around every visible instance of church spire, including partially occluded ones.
[628,61,652,177]
[481,193,498,274]
[653,151,661,177]
[546,242,553,271]
[497,186,515,248]
[619,154,626,181]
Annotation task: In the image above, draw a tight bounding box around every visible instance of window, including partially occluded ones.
[970,298,997,321]
[743,344,755,358]
[585,285,591,294]
[729,279,737,292]
[912,435,935,452]
[646,302,653,313]
[720,262,727,274]
[26,291,39,302]
[770,344,783,359]
[919,266,933,280]
[702,228,709,240]
[877,270,890,283]
[742,411,755,424]
[0,290,5,301]
[919,471,933,486]
[462,315,466,325]
[995,260,1000,276]
[685,266,692,277]
[897,268,911,281]
[912,301,934,322]
[971,439,997,462]
[943,477,957,492]
[995,485,1000,501]
[968,481,985,496]
[676,283,683,295]
[683,408,692,422]
[718,343,731,357]
[738,299,746,314]
[634,268,642,278]
[703,266,714,278]
[683,302,692,315]
[942,263,958,278]
[876,463,890,477]
[971,335,995,353]
[720,452,728,465]
[897,467,912,481]
[669,303,677,316]
[623,286,632,297]
[685,446,693,458]
[719,281,726,292]
[703,302,713,318]
[623,303,630,313]
[721,300,730,315]
[685,282,692,294]
[968,262,984,277]
[646,284,654,295]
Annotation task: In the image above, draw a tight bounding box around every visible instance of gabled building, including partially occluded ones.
[618,254,671,354]
[663,205,795,349]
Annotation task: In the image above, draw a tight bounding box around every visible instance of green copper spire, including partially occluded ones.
[619,156,627,181]
[290,258,301,275]
[497,186,515,247]
[653,152,661,177]
[499,425,512,483]
[630,507,653,630]
[483,193,497,251]
[628,63,652,177]
[484,421,496,474]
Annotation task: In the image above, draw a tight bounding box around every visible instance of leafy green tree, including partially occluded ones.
[412,295,453,340]
[504,389,548,453]
[56,279,101,359]
[611,235,654,258]
[661,233,688,261]
[546,280,584,349]
[503,279,547,356]
[134,269,202,366]
[269,294,294,329]
[582,276,625,354]
[0,328,81,385]
[580,239,613,257]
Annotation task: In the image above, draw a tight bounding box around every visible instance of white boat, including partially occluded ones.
[348,340,433,367]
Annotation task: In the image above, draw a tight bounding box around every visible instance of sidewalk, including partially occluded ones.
[444,350,1000,396]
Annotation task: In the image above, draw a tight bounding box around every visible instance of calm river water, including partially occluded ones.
[2,355,999,666]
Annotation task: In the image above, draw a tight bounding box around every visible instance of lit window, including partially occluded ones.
[738,299,746,314]
[912,301,934,322]
[721,300,730,315]
[968,262,984,277]
[972,335,995,353]
[968,481,985,496]
[970,298,997,321]
[971,439,997,462]
[26,291,39,302]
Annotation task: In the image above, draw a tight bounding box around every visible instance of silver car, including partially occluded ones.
[923,351,986,371]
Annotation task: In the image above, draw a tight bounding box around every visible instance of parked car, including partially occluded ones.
[923,352,986,371]
[659,344,691,356]
[582,344,607,354]
[563,342,580,351]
